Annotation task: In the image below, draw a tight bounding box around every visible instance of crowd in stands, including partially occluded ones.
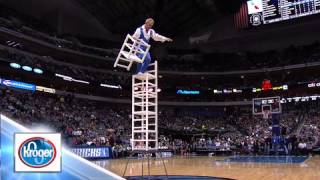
[164,43,320,72]
[1,8,320,104]
[0,7,320,156]
[1,4,320,161]
[0,89,131,151]
[298,102,320,150]
[1,45,319,103]
[0,6,116,58]
[1,6,320,74]
[1,88,320,157]
[0,47,130,90]
[1,32,320,102]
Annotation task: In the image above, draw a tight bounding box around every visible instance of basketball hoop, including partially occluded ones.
[262,110,270,119]
[253,97,281,119]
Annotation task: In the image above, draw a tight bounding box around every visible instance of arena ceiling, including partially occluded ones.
[75,0,243,37]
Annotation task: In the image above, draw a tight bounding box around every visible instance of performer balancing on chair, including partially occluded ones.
[133,18,173,74]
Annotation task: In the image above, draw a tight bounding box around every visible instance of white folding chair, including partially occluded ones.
[114,34,151,71]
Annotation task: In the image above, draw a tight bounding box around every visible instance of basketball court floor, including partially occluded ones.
[94,155,320,180]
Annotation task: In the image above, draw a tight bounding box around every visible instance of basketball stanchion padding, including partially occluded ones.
[114,34,151,71]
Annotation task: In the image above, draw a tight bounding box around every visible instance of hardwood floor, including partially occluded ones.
[94,155,320,180]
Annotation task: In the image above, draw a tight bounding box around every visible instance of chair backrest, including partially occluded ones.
[114,34,151,71]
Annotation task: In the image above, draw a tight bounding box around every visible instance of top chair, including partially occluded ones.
[114,34,151,71]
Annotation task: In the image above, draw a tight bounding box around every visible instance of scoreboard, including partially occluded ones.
[247,0,320,26]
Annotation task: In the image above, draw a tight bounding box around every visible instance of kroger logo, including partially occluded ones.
[18,137,56,168]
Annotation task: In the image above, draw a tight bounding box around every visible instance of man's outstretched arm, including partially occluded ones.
[151,30,173,42]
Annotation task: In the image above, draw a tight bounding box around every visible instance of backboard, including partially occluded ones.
[252,96,281,116]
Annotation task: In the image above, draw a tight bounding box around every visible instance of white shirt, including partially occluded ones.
[132,25,169,43]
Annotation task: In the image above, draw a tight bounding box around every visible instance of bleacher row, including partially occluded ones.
[1,88,319,155]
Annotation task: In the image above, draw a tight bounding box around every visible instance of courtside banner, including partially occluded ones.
[71,146,112,159]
